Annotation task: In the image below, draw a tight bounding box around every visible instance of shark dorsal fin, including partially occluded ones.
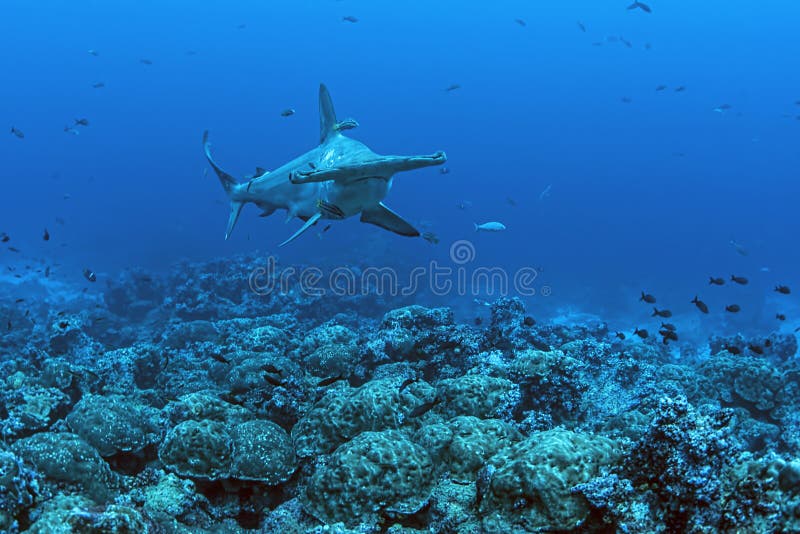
[319,84,338,144]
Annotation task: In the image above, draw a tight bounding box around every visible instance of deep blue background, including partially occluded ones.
[2,0,798,334]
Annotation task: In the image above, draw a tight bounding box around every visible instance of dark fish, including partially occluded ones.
[82,268,97,282]
[1,232,8,242]
[620,37,633,48]
[8,247,20,253]
[261,364,283,376]
[263,374,283,387]
[10,127,24,139]
[775,285,791,295]
[725,345,742,355]
[399,377,418,392]
[660,330,678,343]
[748,344,764,355]
[640,291,656,304]
[615,332,626,340]
[237,23,246,29]
[43,228,50,241]
[422,232,440,245]
[661,322,677,332]
[280,108,295,117]
[209,352,230,364]
[633,328,648,339]
[514,18,526,27]
[577,21,586,32]
[656,85,667,91]
[140,59,153,65]
[45,266,50,277]
[523,316,536,327]
[709,277,725,286]
[765,339,772,347]
[725,304,741,313]
[58,321,69,329]
[445,84,461,92]
[621,97,632,104]
[776,313,786,321]
[691,296,709,314]
[91,82,105,89]
[317,374,346,387]
[342,15,359,23]
[627,1,652,13]
[74,118,90,127]
[409,397,442,418]
[507,196,517,207]
[474,317,483,326]
[317,200,345,219]
[675,86,686,92]
[439,167,450,175]
[652,308,672,318]
[730,275,748,285]
[14,298,24,303]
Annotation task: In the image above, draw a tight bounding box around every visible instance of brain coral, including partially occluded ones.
[66,394,159,457]
[303,430,434,526]
[483,428,620,531]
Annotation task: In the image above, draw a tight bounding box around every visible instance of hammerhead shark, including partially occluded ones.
[203,84,447,246]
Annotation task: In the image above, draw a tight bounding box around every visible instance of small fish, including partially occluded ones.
[87,49,99,56]
[422,232,440,245]
[64,126,80,136]
[43,228,50,241]
[765,339,773,347]
[691,296,709,314]
[621,97,632,104]
[317,224,333,239]
[725,304,741,313]
[474,298,491,307]
[506,197,517,207]
[209,352,230,364]
[1,232,8,242]
[775,285,791,295]
[640,292,656,304]
[45,266,50,278]
[661,322,677,332]
[8,247,20,253]
[709,277,725,286]
[674,86,686,92]
[615,332,626,340]
[652,308,672,318]
[577,21,586,32]
[237,23,246,29]
[475,464,495,510]
[91,82,105,89]
[280,108,295,117]
[539,184,552,200]
[633,328,648,339]
[10,127,24,139]
[74,118,90,127]
[445,84,461,92]
[439,167,450,175]
[317,200,345,219]
[748,344,764,355]
[409,397,442,418]
[474,222,506,232]
[730,275,748,285]
[140,59,153,65]
[620,37,633,48]
[627,1,652,13]
[776,313,786,321]
[474,317,483,326]
[714,104,732,113]
[342,15,359,23]
[514,18,526,27]
[725,345,742,355]
[261,364,283,376]
[660,330,678,343]
[730,239,748,256]
[15,298,25,303]
[317,374,346,387]
[82,268,97,282]
[656,85,667,91]
[399,377,418,392]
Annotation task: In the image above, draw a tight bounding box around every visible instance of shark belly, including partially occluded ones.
[322,177,390,218]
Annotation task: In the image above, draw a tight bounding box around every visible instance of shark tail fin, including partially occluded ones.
[319,84,338,144]
[203,130,245,240]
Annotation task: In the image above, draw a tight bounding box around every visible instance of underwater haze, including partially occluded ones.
[2,0,800,532]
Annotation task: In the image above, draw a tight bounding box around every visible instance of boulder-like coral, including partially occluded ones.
[436,374,519,420]
[159,418,295,484]
[12,432,116,502]
[482,428,620,531]
[66,394,160,457]
[292,378,434,457]
[0,449,39,533]
[303,430,435,526]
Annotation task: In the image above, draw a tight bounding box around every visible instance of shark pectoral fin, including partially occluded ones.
[279,212,322,247]
[360,203,419,237]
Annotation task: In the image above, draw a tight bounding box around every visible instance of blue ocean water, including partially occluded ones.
[2,2,800,531]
